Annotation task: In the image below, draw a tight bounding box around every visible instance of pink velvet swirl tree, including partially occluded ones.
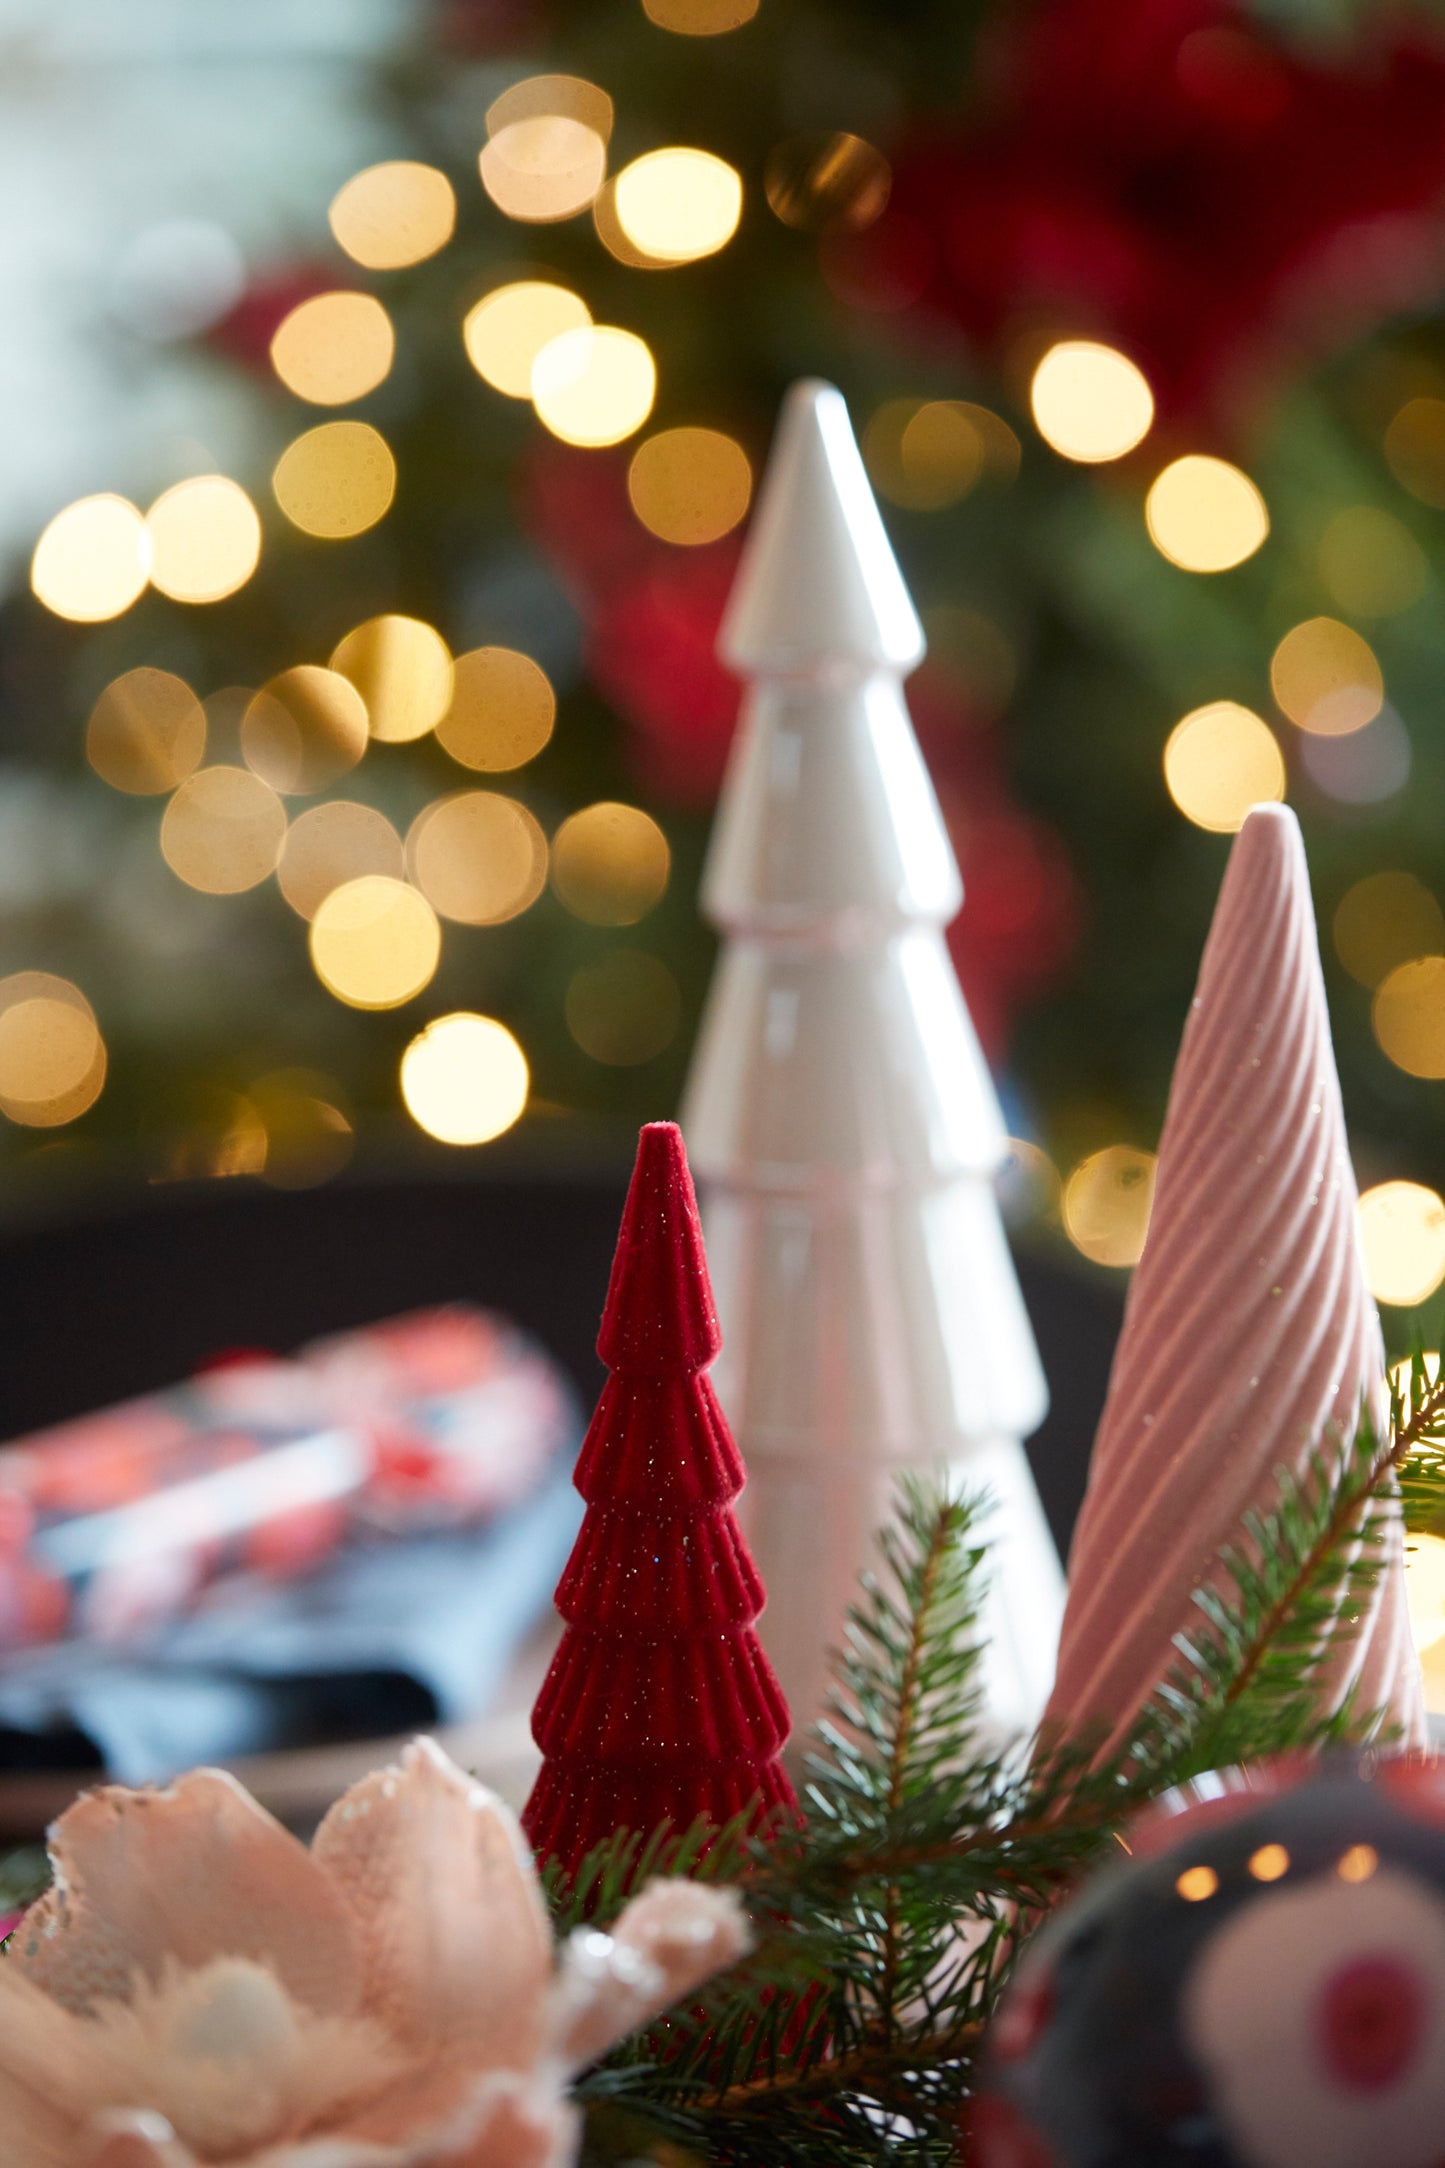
[1048,803,1425,1757]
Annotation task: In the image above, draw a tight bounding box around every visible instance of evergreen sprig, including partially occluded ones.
[570,1361,1445,2168]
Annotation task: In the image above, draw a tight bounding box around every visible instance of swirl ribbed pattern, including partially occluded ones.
[1048,806,1424,1754]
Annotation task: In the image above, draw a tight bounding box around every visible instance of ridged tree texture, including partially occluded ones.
[523,1122,796,1878]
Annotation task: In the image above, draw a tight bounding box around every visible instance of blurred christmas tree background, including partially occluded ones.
[9,0,1445,1317]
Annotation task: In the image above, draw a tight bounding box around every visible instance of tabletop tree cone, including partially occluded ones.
[523,1122,796,1880]
[682,378,1060,1740]
[1047,803,1426,1758]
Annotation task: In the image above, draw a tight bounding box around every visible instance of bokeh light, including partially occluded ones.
[407,792,548,925]
[1145,456,1269,572]
[565,949,681,1064]
[1384,397,1445,509]
[643,0,758,28]
[1356,1180,1445,1306]
[241,668,369,794]
[434,646,556,771]
[1319,506,1427,617]
[864,399,994,511]
[1333,872,1445,989]
[486,73,613,140]
[627,427,752,543]
[87,668,206,795]
[277,801,404,920]
[764,132,890,232]
[463,281,591,398]
[1372,956,1445,1078]
[270,292,394,406]
[1405,1532,1445,1654]
[249,1069,354,1189]
[400,1013,529,1145]
[1269,617,1382,736]
[160,766,287,894]
[0,974,106,1129]
[328,161,456,269]
[1029,341,1154,463]
[1163,702,1286,832]
[309,876,441,1009]
[1299,706,1410,805]
[272,422,396,538]
[531,326,656,446]
[329,615,453,743]
[592,179,668,268]
[612,149,742,264]
[480,118,607,224]
[31,495,149,621]
[996,1139,1063,1228]
[1062,1146,1158,1267]
[145,476,261,604]
[552,803,671,924]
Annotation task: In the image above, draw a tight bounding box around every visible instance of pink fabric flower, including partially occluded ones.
[0,1737,748,2167]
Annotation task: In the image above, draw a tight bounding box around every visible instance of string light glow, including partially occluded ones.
[531,325,656,446]
[328,161,456,269]
[1356,1179,1445,1306]
[1384,397,1445,509]
[612,148,743,263]
[627,427,752,543]
[407,792,547,924]
[1405,1532,1445,1653]
[642,0,759,28]
[1062,1146,1158,1268]
[565,949,681,1065]
[764,133,891,233]
[248,1069,355,1189]
[463,281,591,398]
[486,73,613,140]
[145,476,261,604]
[309,876,441,1010]
[270,292,394,406]
[87,668,206,795]
[864,399,991,510]
[31,494,149,621]
[160,767,287,894]
[1371,956,1445,1078]
[1145,456,1269,572]
[400,1012,529,1145]
[1269,617,1383,736]
[1029,341,1154,463]
[435,647,556,770]
[277,801,404,920]
[1333,872,1445,989]
[480,117,607,223]
[552,802,671,924]
[0,974,106,1128]
[241,668,369,794]
[329,615,454,743]
[272,422,395,538]
[1319,505,1427,618]
[1163,702,1286,832]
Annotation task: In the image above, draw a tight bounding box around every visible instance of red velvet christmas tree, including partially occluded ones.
[522,1121,796,1877]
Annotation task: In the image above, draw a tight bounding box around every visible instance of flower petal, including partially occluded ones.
[16,1770,362,2018]
[549,1880,750,2068]
[312,1740,549,2068]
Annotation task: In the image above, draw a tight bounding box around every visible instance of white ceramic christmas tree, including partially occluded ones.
[682,379,1062,1737]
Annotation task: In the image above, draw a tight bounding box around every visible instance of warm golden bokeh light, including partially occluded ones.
[1384,397,1445,510]
[1337,1845,1379,1884]
[552,802,670,925]
[329,161,457,270]
[1269,617,1382,737]
[145,475,261,604]
[566,949,682,1065]
[627,427,752,544]
[1163,702,1286,833]
[434,646,556,771]
[0,974,106,1129]
[249,1068,355,1189]
[864,399,992,511]
[270,292,394,406]
[1062,1145,1158,1268]
[1175,1865,1219,1903]
[1319,506,1427,618]
[1145,455,1269,572]
[1334,871,1445,989]
[480,117,607,223]
[531,325,656,446]
[463,281,592,398]
[1356,1179,1445,1306]
[1029,341,1154,463]
[1371,955,1445,1078]
[87,668,206,795]
[400,1012,529,1145]
[272,422,396,538]
[763,132,891,233]
[486,74,613,141]
[1406,1532,1445,1653]
[241,667,369,795]
[31,494,149,622]
[612,148,743,263]
[642,0,759,29]
[160,766,287,894]
[329,614,454,743]
[407,792,548,925]
[592,179,669,268]
[309,875,441,1010]
[1247,1845,1290,1883]
[276,800,404,920]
